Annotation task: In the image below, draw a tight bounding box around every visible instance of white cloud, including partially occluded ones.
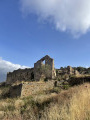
[0,57,29,82]
[20,0,90,35]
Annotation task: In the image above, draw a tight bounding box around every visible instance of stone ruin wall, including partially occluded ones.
[6,68,34,85]
[21,81,54,97]
[6,55,56,84]
[67,66,80,75]
[57,66,80,76]
[9,84,22,97]
[69,75,90,86]
[34,55,56,81]
[9,81,54,97]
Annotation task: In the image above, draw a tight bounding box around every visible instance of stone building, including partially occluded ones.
[6,55,56,84]
[57,66,80,76]
[67,66,80,75]
[34,55,56,81]
[5,56,81,97]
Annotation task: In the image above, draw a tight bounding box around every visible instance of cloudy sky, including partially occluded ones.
[0,0,90,82]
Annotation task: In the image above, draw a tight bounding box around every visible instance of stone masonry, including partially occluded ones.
[57,66,80,76]
[9,81,54,97]
[34,55,56,81]
[6,68,34,84]
[6,55,56,84]
[21,81,54,97]
[5,55,81,97]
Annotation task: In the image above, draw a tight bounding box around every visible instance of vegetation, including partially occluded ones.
[69,74,90,86]
[73,66,90,74]
[0,83,90,120]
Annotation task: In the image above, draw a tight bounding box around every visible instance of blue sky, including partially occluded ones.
[0,0,90,81]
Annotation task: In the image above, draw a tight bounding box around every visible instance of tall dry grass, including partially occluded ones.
[41,83,90,120]
[0,83,90,120]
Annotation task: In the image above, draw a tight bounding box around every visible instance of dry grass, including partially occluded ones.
[71,74,90,78]
[41,83,90,120]
[0,83,90,120]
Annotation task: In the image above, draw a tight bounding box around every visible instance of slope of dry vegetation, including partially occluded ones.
[0,83,90,120]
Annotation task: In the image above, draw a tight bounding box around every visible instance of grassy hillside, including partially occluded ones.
[0,83,90,120]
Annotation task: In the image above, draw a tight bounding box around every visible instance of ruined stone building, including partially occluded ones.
[34,55,56,81]
[5,55,81,97]
[57,66,80,76]
[6,55,56,84]
[6,55,80,85]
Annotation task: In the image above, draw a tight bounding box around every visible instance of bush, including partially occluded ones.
[44,77,48,82]
[63,85,70,90]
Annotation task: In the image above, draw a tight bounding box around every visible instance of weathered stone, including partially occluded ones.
[6,55,56,84]
[34,55,56,81]
[57,66,80,76]
[9,84,22,97]
[6,68,34,85]
[21,81,54,97]
[69,75,90,86]
[74,70,80,75]
[9,81,54,97]
[67,66,75,74]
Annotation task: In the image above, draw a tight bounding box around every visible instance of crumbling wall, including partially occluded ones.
[67,66,80,75]
[9,84,22,97]
[69,75,90,86]
[57,66,80,76]
[6,68,34,85]
[9,81,54,97]
[67,66,75,74]
[6,55,56,84]
[34,55,56,81]
[21,81,54,97]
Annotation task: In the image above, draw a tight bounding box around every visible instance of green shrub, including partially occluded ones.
[63,85,70,90]
[44,77,48,82]
[50,87,61,93]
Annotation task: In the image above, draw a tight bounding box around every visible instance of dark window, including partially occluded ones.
[31,72,34,80]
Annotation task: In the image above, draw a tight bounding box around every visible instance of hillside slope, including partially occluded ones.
[0,83,90,120]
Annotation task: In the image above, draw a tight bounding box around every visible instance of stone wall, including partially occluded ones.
[57,66,80,76]
[9,84,22,97]
[67,66,80,75]
[34,55,56,81]
[6,55,56,84]
[6,68,34,85]
[69,75,90,86]
[21,81,54,97]
[9,81,54,97]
